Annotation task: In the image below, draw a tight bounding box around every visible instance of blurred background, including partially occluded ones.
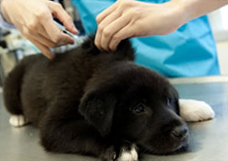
[0,0,228,87]
[209,5,228,76]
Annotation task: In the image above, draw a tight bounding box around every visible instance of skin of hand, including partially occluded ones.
[95,0,228,51]
[95,0,183,51]
[1,0,78,59]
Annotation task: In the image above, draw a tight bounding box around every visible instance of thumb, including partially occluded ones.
[48,2,78,34]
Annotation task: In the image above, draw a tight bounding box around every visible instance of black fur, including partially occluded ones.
[3,36,188,160]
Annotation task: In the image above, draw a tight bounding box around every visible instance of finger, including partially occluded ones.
[97,11,122,50]
[36,7,74,45]
[28,37,55,60]
[95,2,120,50]
[100,14,131,51]
[98,10,121,30]
[29,25,72,48]
[40,15,74,45]
[22,26,58,49]
[38,23,75,46]
[109,23,136,51]
[49,2,78,34]
[95,27,102,51]
[35,23,59,44]
[96,1,119,24]
[24,15,56,44]
[30,32,57,48]
[95,11,122,51]
[56,32,75,46]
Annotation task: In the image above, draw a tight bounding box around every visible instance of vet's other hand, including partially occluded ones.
[95,0,183,51]
[1,0,78,59]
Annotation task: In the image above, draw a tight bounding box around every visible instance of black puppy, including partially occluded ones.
[3,36,188,161]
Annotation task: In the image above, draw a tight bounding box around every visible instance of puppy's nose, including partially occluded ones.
[170,126,188,140]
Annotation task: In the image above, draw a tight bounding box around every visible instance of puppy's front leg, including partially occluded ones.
[117,142,138,161]
[39,101,116,160]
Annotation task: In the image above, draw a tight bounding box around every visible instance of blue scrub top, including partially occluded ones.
[72,0,220,77]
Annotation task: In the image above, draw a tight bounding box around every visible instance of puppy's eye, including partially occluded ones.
[133,104,145,113]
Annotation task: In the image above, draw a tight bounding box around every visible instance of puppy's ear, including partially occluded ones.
[79,90,116,136]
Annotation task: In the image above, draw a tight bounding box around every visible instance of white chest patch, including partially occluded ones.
[117,145,138,161]
[9,115,29,127]
[179,99,215,122]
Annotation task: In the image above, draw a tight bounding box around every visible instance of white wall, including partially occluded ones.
[209,6,228,75]
[209,6,228,42]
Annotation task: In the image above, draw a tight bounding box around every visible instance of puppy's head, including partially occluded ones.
[79,62,188,154]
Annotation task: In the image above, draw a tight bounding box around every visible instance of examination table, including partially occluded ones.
[0,77,228,161]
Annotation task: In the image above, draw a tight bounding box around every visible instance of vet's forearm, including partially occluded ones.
[173,0,228,24]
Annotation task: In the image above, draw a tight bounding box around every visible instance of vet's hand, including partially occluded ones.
[1,0,78,59]
[95,0,183,51]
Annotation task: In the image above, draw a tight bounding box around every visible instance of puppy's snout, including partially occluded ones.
[170,125,188,140]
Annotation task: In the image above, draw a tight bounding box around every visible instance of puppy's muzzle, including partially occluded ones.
[170,125,189,140]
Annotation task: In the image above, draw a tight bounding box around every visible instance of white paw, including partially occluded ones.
[9,115,29,127]
[179,99,215,122]
[117,145,138,161]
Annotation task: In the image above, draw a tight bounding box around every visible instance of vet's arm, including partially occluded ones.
[178,0,228,24]
[95,0,228,51]
[0,0,78,59]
